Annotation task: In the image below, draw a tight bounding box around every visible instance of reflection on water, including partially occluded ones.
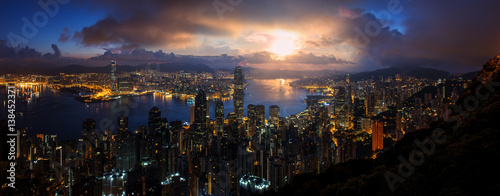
[0,79,313,140]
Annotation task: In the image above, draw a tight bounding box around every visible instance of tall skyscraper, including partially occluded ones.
[234,66,244,121]
[118,114,128,134]
[337,138,356,163]
[190,105,195,125]
[247,104,265,137]
[114,133,138,171]
[194,90,208,147]
[111,60,117,93]
[255,105,265,131]
[247,104,256,137]
[83,118,96,133]
[269,105,280,127]
[215,100,224,136]
[372,120,384,152]
[17,129,29,158]
[148,106,161,134]
[366,92,375,116]
[82,118,96,141]
[82,118,96,159]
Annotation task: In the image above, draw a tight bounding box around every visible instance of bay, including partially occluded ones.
[1,79,313,140]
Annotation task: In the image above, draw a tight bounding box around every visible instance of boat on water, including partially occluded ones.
[187,97,195,104]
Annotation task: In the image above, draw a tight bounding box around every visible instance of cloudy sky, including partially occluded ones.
[1,0,500,72]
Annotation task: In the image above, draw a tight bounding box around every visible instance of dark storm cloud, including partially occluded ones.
[0,39,62,60]
[299,1,500,71]
[395,0,500,68]
[43,44,62,59]
[339,0,500,70]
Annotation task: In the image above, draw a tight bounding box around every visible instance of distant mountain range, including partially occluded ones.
[0,61,480,80]
[349,67,451,81]
[0,62,214,75]
[55,63,214,74]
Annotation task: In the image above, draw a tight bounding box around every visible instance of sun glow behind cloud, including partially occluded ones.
[268,29,299,59]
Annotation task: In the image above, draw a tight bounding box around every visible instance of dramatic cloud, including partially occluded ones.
[70,0,237,48]
[338,7,364,18]
[0,39,63,60]
[244,51,353,67]
[58,28,70,42]
[43,44,62,59]
[50,0,500,71]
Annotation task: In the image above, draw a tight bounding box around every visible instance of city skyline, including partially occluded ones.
[2,1,500,195]
[1,59,475,194]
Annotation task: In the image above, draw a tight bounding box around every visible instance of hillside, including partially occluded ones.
[270,54,500,196]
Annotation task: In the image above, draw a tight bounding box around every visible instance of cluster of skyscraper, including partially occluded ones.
[9,65,465,195]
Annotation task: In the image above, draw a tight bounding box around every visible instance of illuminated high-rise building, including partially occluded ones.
[148,106,161,134]
[118,77,131,92]
[82,118,96,159]
[114,133,138,171]
[366,92,375,116]
[17,129,29,158]
[190,105,195,125]
[372,120,384,152]
[337,138,356,163]
[255,105,265,132]
[269,105,280,127]
[82,118,96,139]
[194,90,208,147]
[247,104,256,137]
[111,60,117,93]
[234,66,244,121]
[215,100,224,137]
[247,104,265,137]
[118,114,128,134]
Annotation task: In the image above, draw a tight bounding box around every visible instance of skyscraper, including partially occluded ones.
[366,92,375,116]
[118,77,131,93]
[114,132,138,171]
[111,60,117,93]
[372,120,384,152]
[83,118,96,133]
[337,138,356,163]
[149,106,161,134]
[82,118,96,141]
[190,105,195,125]
[215,100,224,137]
[82,118,96,159]
[269,105,280,127]
[118,114,128,134]
[194,90,208,147]
[247,104,265,137]
[234,66,244,121]
[255,104,265,131]
[247,104,256,137]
